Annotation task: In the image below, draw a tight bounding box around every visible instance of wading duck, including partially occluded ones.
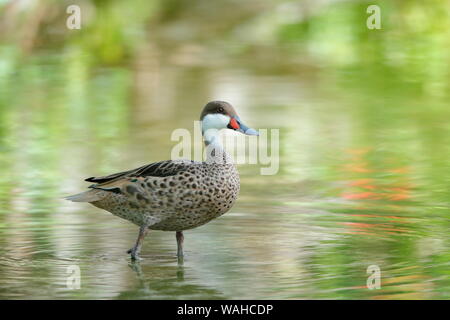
[66,101,258,260]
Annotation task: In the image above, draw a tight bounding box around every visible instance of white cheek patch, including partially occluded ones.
[201,114,230,132]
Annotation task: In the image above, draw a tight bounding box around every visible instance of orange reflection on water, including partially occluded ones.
[338,148,416,235]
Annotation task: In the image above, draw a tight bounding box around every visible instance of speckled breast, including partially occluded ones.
[151,163,240,231]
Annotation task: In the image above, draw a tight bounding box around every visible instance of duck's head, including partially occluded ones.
[200,101,259,136]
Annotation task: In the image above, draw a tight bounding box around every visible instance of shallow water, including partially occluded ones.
[0,1,450,299]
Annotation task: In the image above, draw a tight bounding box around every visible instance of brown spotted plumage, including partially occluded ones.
[66,101,258,260]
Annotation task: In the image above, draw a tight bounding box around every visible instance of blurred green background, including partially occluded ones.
[0,0,449,299]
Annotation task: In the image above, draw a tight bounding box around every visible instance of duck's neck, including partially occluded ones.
[203,129,233,164]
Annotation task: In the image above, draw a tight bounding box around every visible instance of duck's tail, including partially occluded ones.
[65,189,104,203]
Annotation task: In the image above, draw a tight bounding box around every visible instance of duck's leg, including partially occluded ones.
[176,231,184,258]
[127,225,150,260]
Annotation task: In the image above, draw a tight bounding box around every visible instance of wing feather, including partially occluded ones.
[85,159,199,194]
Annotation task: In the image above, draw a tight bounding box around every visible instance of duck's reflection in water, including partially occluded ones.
[117,260,224,299]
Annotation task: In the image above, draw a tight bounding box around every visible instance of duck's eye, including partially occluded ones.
[217,107,224,113]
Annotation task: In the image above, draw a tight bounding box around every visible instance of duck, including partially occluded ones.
[66,101,259,260]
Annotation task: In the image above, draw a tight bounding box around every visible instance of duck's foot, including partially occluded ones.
[176,231,184,258]
[130,250,142,261]
[128,225,150,260]
[127,247,141,260]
